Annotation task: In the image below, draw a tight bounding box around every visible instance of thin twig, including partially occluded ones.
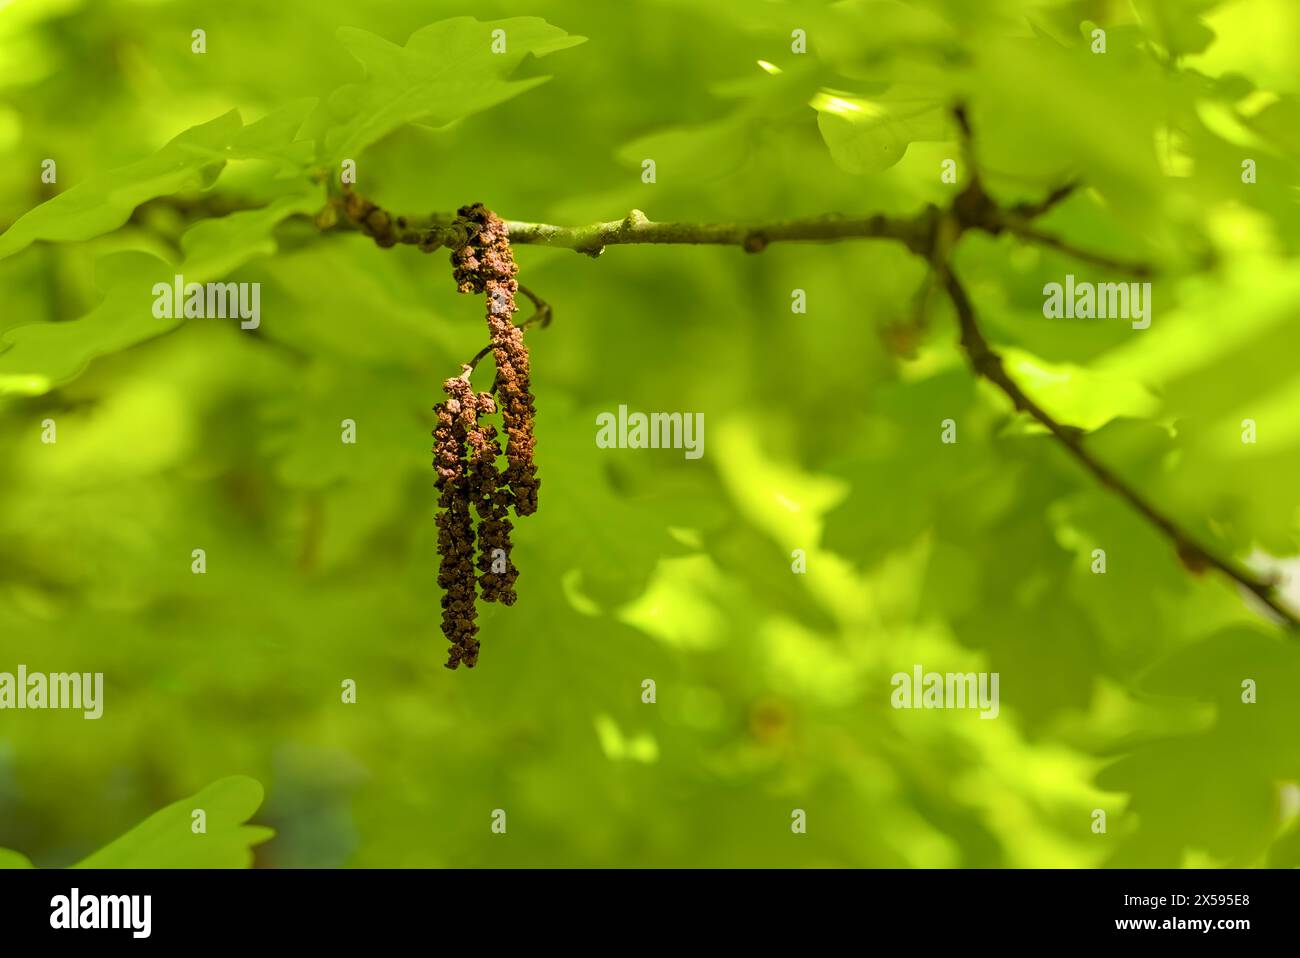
[997,220,1155,277]
[517,284,553,328]
[461,285,553,376]
[1008,180,1081,219]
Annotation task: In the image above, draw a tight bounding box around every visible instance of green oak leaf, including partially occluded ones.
[999,346,1159,434]
[0,849,34,869]
[226,99,319,171]
[0,179,321,396]
[177,181,323,279]
[0,104,317,263]
[0,777,270,869]
[813,84,951,175]
[316,16,586,164]
[0,112,240,261]
[0,251,181,395]
[74,776,273,869]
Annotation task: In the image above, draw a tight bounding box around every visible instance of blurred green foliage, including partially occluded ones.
[0,0,1298,868]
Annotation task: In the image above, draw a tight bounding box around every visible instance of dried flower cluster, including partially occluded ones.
[451,203,540,515]
[433,376,480,668]
[432,204,538,669]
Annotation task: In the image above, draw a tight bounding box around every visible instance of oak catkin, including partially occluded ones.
[432,204,539,668]
[433,376,480,669]
[466,391,518,605]
[451,203,540,516]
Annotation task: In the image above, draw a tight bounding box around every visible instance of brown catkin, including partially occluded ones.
[433,376,480,669]
[432,203,541,669]
[450,203,540,517]
[466,391,518,605]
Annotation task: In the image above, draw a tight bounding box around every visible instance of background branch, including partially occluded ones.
[938,263,1296,628]
[996,220,1155,277]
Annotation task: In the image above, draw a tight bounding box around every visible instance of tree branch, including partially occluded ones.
[323,160,1297,631]
[330,188,937,258]
[498,210,933,257]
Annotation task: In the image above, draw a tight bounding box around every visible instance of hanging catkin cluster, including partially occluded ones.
[451,203,540,515]
[433,375,481,669]
[432,204,538,669]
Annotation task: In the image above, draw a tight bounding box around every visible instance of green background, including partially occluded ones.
[1,0,1298,868]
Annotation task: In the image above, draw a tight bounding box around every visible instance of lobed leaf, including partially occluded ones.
[317,16,586,164]
[74,776,273,869]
